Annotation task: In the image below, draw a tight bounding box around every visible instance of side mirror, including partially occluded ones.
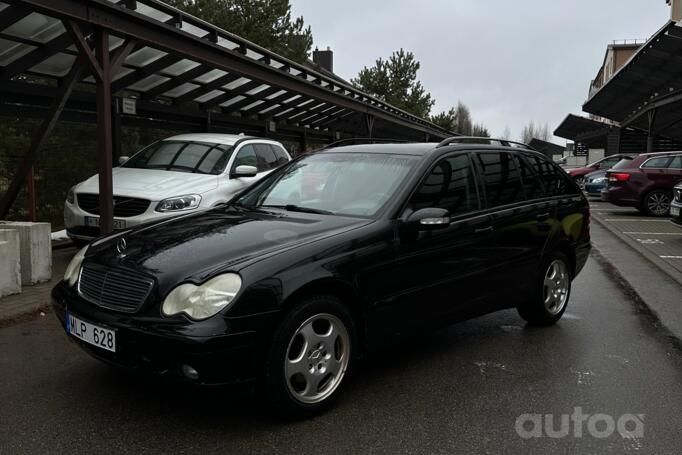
[406,208,450,231]
[231,165,258,178]
[118,156,129,166]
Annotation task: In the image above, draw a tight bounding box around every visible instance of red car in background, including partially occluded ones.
[567,154,635,188]
[602,152,682,216]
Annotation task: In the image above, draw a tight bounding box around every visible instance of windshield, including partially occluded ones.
[236,152,419,218]
[122,140,234,174]
[610,157,635,170]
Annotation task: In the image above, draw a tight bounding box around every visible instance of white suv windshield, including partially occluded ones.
[122,141,234,174]
[237,152,419,218]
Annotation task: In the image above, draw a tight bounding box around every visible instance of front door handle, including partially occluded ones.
[536,212,551,221]
[475,226,494,234]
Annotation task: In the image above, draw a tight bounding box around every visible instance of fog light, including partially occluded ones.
[181,364,199,380]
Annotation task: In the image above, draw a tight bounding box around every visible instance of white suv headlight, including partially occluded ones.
[64,246,87,286]
[162,273,242,320]
[155,194,201,212]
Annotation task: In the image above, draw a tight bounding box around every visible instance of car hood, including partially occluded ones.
[88,206,371,291]
[76,168,219,200]
[585,170,607,181]
[568,166,594,177]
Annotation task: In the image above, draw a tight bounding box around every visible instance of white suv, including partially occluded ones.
[64,133,291,245]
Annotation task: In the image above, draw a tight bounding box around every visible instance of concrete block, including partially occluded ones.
[0,229,21,297]
[0,221,51,285]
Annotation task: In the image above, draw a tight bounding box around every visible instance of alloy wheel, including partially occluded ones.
[543,260,569,315]
[646,192,671,216]
[284,313,350,404]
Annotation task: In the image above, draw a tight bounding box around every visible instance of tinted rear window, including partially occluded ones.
[476,152,525,207]
[611,157,635,170]
[524,154,578,196]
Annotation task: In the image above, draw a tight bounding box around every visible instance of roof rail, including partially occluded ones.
[436,136,536,151]
[322,137,413,149]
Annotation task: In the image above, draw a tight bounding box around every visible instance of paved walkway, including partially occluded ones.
[0,246,75,326]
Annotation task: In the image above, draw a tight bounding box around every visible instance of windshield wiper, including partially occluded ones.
[261,204,333,215]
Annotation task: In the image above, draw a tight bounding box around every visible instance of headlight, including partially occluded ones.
[66,187,75,204]
[155,194,201,212]
[64,246,87,286]
[592,177,606,184]
[162,273,242,320]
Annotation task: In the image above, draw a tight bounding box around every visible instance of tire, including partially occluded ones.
[517,252,572,326]
[641,189,672,217]
[264,295,356,418]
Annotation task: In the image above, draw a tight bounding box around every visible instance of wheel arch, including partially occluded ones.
[282,278,367,354]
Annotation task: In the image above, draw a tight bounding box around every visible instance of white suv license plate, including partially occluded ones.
[84,216,126,230]
[66,312,116,353]
[671,206,680,217]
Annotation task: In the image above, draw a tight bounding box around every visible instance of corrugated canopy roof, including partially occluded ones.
[0,0,452,140]
[583,21,682,125]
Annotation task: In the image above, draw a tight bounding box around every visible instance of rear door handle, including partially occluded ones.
[475,226,494,234]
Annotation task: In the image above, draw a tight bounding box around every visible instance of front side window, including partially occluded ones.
[411,154,479,216]
[476,152,525,207]
[122,141,234,175]
[237,152,419,218]
[232,144,258,170]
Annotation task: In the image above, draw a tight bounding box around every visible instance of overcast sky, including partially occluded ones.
[291,0,670,143]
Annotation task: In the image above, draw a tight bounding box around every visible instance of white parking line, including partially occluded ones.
[604,219,670,222]
[623,232,682,235]
[660,256,682,259]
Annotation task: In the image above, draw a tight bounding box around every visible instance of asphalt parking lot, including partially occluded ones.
[2,245,682,454]
[589,200,682,281]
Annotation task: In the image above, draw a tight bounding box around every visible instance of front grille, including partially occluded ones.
[78,264,154,313]
[77,193,150,217]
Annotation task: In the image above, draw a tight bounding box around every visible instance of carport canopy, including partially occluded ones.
[0,0,453,233]
[583,20,682,142]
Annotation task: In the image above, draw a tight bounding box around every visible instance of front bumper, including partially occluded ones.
[671,200,682,228]
[51,281,279,385]
[64,200,186,241]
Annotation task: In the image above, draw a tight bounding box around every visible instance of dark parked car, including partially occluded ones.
[52,138,591,416]
[567,154,635,188]
[603,152,682,216]
[671,183,682,227]
[584,157,635,197]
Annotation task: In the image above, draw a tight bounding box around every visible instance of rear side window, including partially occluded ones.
[667,156,682,169]
[411,154,479,216]
[272,145,290,166]
[515,155,544,200]
[475,152,525,207]
[642,156,672,168]
[525,154,576,196]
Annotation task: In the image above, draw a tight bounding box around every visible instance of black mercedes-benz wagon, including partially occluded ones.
[52,137,590,416]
